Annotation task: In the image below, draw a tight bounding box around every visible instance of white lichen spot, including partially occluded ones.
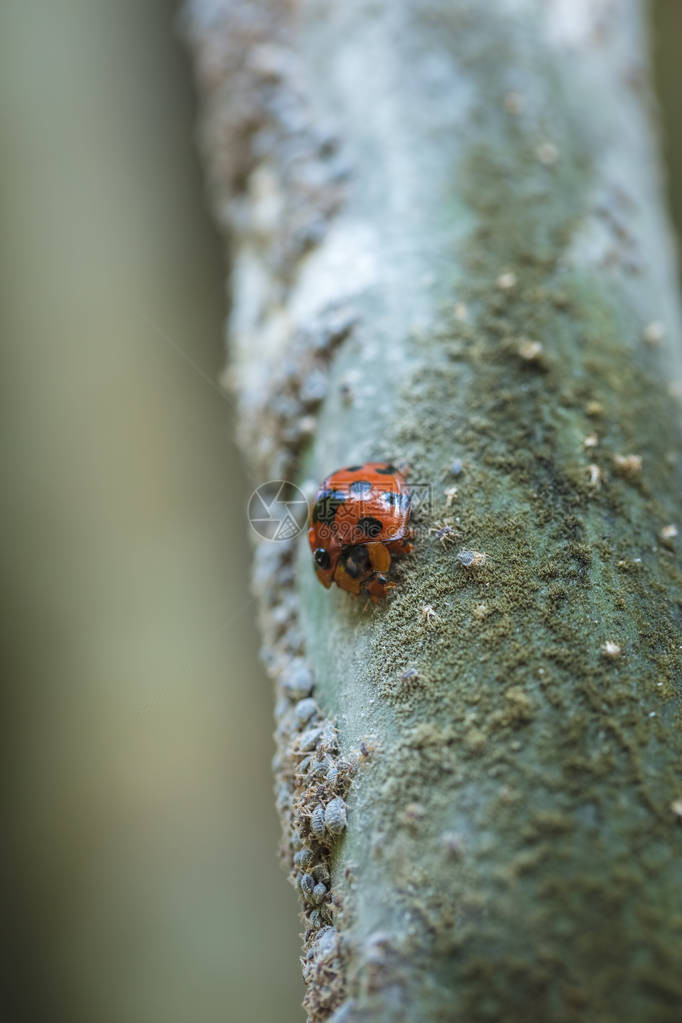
[587,464,602,489]
[403,803,426,827]
[517,338,543,362]
[248,163,284,236]
[613,453,642,479]
[457,549,487,568]
[298,414,316,439]
[536,141,559,166]
[643,321,665,346]
[601,640,621,659]
[497,270,517,291]
[670,799,682,819]
[420,604,440,624]
[464,727,486,754]
[660,524,678,546]
[583,434,598,449]
[442,831,464,858]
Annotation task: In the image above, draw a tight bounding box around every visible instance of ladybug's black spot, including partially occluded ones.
[356,516,383,539]
[312,489,346,525]
[343,544,370,579]
[314,548,331,570]
[374,463,398,475]
[349,479,372,497]
[344,465,363,472]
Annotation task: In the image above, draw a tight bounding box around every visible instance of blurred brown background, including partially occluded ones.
[1,2,680,1021]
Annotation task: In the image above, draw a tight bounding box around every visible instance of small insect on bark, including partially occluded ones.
[324,797,348,836]
[308,461,413,602]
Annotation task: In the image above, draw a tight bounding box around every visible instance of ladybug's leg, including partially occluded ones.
[315,568,332,589]
[366,574,395,603]
[333,562,362,596]
[366,541,391,574]
[387,536,413,557]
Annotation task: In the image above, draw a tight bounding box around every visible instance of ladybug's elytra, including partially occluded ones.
[308,462,413,603]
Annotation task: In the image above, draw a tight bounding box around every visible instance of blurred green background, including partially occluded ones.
[1,2,680,1022]
[2,1,302,1020]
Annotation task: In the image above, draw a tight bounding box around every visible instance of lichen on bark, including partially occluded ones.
[186,1,682,1020]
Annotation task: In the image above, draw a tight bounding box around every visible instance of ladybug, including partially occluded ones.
[308,461,413,603]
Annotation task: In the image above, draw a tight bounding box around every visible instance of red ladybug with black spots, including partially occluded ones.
[308,462,413,603]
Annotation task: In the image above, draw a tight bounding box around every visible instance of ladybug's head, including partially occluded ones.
[312,546,335,588]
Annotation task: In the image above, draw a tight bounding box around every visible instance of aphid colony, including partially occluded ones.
[287,693,354,930]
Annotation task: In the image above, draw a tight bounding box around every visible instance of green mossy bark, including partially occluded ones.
[190,0,682,1019]
[295,3,682,1021]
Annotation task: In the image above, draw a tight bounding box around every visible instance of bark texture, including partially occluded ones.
[185,1,682,1020]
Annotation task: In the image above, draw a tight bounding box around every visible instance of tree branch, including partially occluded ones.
[185,1,682,1019]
